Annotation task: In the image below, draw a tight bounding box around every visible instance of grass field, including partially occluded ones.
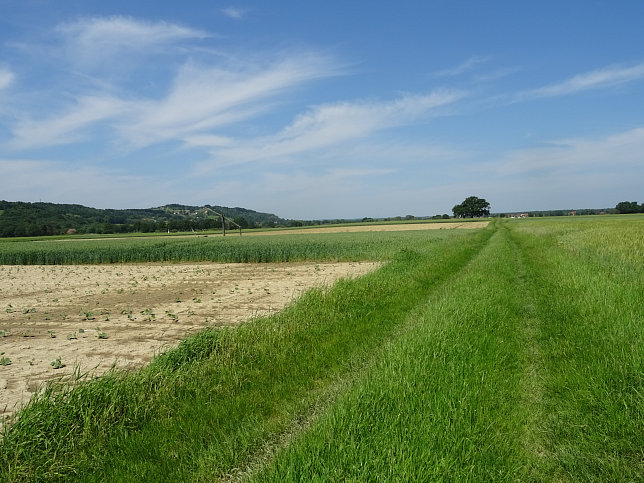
[0,216,642,481]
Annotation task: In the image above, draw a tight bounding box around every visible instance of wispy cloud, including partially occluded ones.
[7,52,341,150]
[55,16,210,66]
[518,62,644,100]
[120,54,341,147]
[433,56,489,78]
[0,68,15,90]
[221,7,248,19]
[485,126,644,177]
[195,89,466,169]
[10,95,131,149]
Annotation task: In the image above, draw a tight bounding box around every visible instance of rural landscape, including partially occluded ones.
[2,1,644,481]
[0,213,642,480]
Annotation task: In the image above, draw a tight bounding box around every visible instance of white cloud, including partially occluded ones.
[0,68,15,90]
[196,89,466,169]
[518,62,644,100]
[10,95,131,149]
[433,56,489,78]
[221,7,248,19]
[486,126,644,177]
[120,55,341,147]
[55,16,209,65]
[8,53,340,150]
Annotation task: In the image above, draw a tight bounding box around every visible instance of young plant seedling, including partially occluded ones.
[0,353,11,366]
[81,311,95,321]
[50,357,65,369]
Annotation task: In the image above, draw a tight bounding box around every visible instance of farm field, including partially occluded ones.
[0,261,377,420]
[247,220,488,235]
[0,217,642,481]
[0,223,479,265]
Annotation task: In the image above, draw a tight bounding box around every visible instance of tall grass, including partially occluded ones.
[510,218,644,479]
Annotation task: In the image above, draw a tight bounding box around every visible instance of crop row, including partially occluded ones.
[0,230,456,265]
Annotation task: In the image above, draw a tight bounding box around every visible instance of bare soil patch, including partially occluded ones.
[248,221,489,236]
[0,261,376,419]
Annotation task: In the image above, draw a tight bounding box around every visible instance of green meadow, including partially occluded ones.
[1,217,642,481]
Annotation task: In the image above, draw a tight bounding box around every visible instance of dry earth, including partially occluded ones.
[0,261,376,420]
[248,221,489,235]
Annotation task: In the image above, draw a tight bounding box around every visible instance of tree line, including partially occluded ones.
[615,201,644,214]
[0,201,282,238]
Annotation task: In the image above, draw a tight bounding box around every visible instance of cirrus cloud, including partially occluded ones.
[195,89,466,170]
[517,62,644,100]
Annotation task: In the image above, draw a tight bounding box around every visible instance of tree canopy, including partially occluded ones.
[615,201,642,214]
[452,196,491,218]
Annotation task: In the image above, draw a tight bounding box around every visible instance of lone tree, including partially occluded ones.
[453,196,491,218]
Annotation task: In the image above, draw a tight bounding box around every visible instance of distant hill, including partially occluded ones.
[0,200,285,237]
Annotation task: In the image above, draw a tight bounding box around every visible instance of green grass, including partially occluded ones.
[0,229,459,264]
[1,217,642,481]
[252,219,642,481]
[0,227,492,481]
[255,224,534,480]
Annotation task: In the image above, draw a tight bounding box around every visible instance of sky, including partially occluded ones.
[1,1,643,219]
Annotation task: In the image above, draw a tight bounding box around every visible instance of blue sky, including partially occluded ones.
[1,1,643,218]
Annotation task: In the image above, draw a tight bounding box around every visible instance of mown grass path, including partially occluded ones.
[253,220,643,480]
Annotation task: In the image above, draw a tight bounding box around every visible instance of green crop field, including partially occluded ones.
[0,229,455,264]
[1,216,642,481]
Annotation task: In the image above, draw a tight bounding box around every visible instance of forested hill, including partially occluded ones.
[0,201,285,237]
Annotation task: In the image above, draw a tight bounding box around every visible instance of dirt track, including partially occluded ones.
[0,261,376,420]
